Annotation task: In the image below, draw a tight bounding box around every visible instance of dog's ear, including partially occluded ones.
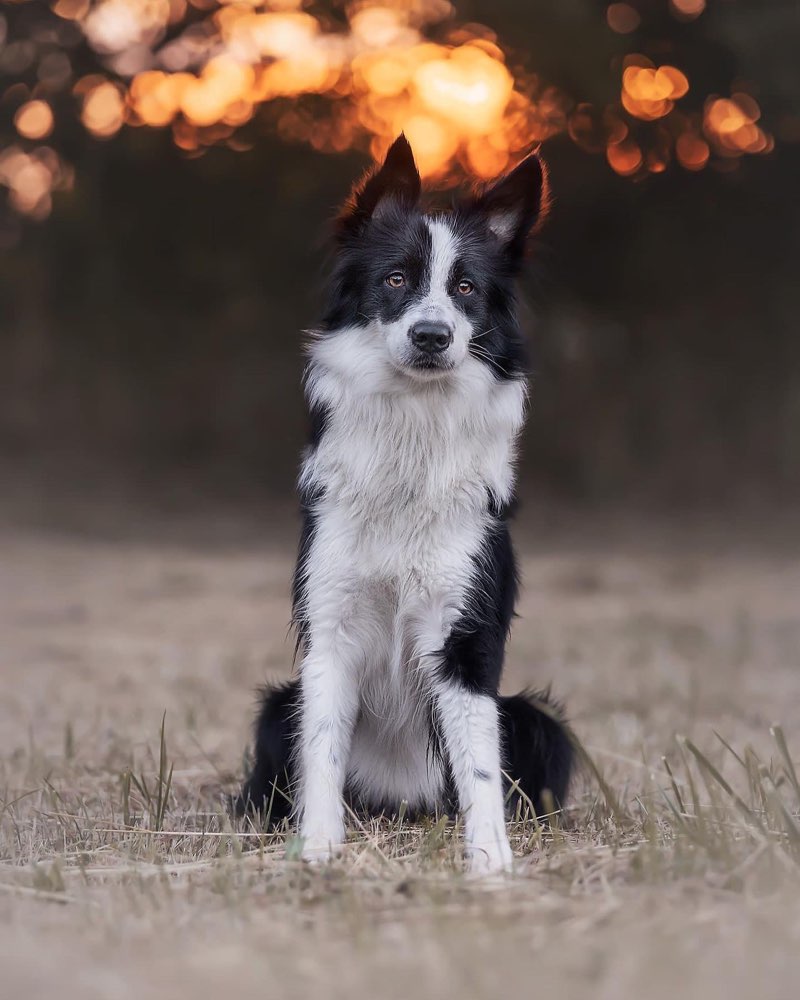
[470,151,549,258]
[337,134,421,239]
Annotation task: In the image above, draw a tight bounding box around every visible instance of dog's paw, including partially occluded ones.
[296,828,345,864]
[466,836,514,877]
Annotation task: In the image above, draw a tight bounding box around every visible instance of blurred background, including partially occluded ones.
[1,0,799,509]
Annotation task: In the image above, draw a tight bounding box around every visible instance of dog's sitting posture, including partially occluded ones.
[237,135,573,873]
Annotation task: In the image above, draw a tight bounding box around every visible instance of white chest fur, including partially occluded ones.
[302,326,527,580]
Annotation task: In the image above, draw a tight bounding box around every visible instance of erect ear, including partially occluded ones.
[337,134,421,239]
[471,151,549,257]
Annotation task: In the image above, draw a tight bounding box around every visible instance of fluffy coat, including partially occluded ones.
[237,136,573,873]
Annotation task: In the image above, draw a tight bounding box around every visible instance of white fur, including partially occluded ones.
[486,209,519,243]
[295,233,526,871]
[432,681,513,873]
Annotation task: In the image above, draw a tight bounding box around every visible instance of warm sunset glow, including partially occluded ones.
[40,0,569,182]
[129,71,191,126]
[1,0,782,218]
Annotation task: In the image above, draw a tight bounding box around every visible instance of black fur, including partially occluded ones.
[439,521,518,694]
[235,681,299,823]
[236,681,573,823]
[499,691,574,817]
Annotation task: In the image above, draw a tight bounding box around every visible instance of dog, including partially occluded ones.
[237,135,573,873]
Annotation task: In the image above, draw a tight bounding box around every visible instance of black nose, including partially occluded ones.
[410,321,453,354]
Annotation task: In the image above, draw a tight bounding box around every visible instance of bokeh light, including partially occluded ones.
[0,145,72,219]
[81,81,126,137]
[621,59,690,121]
[607,137,642,177]
[0,0,783,217]
[675,131,710,171]
[607,4,640,35]
[670,0,706,21]
[704,94,772,156]
[14,100,55,141]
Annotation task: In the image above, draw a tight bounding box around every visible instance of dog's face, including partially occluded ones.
[322,135,547,383]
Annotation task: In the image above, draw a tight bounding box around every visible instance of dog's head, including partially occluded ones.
[322,134,548,383]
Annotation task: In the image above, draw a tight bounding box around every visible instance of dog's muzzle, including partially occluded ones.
[409,321,453,355]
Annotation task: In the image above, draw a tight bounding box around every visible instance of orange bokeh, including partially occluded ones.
[704,94,771,156]
[82,81,126,137]
[607,4,640,35]
[622,61,689,121]
[670,0,706,20]
[44,0,568,182]
[14,100,55,141]
[607,137,643,177]
[4,0,778,217]
[676,132,710,171]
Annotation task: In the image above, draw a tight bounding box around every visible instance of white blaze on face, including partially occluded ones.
[425,218,459,311]
[417,218,473,360]
[378,216,476,376]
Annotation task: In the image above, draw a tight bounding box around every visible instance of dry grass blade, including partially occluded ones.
[771,724,800,800]
[661,755,686,815]
[684,738,767,834]
[714,730,746,769]
[569,732,628,826]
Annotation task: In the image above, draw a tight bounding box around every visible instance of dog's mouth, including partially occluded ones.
[402,353,455,378]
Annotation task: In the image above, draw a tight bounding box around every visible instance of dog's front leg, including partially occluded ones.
[296,635,360,861]
[433,679,513,875]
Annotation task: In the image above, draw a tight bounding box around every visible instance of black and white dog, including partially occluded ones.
[238,135,573,873]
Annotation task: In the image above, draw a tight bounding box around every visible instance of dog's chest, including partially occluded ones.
[305,385,520,580]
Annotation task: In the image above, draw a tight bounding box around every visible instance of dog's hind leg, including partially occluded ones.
[235,680,300,825]
[498,690,574,820]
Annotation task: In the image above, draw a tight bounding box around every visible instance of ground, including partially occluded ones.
[2,490,799,1000]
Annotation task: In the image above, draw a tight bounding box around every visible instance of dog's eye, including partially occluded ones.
[457,279,474,295]
[386,272,405,288]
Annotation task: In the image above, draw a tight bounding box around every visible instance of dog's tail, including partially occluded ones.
[233,680,300,824]
[499,689,574,819]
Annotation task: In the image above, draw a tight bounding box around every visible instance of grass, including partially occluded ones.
[2,506,800,998]
[3,715,798,889]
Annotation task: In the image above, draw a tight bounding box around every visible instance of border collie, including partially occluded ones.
[237,135,573,873]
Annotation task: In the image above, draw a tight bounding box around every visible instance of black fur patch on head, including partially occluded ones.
[466,151,549,266]
[434,209,528,378]
[324,206,433,329]
[336,133,421,242]
[322,137,548,381]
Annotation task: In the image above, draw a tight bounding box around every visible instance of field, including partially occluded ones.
[2,492,800,1000]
